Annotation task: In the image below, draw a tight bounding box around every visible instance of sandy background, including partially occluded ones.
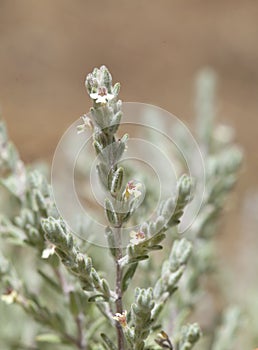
[0,0,258,333]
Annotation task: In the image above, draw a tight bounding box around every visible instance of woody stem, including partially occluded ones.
[115,224,125,350]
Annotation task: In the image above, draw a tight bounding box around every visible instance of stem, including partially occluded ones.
[63,332,81,347]
[75,313,87,350]
[54,267,86,350]
[53,266,71,295]
[115,225,125,350]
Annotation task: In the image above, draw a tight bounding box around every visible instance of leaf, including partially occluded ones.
[148,245,163,251]
[148,232,166,246]
[97,162,109,188]
[110,167,124,195]
[102,135,128,165]
[88,294,108,302]
[128,255,149,264]
[109,111,123,134]
[0,177,23,200]
[0,215,26,244]
[104,198,118,226]
[101,333,117,350]
[69,290,81,316]
[36,333,62,343]
[122,263,138,292]
[37,269,62,293]
[105,226,118,258]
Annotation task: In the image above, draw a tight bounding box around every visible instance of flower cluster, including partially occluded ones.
[85,65,120,105]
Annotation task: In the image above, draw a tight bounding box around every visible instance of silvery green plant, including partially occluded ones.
[0,66,243,350]
[167,69,243,349]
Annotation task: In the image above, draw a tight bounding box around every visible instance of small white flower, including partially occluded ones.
[90,86,114,104]
[1,289,18,304]
[113,310,127,328]
[123,181,142,201]
[77,115,93,134]
[41,244,55,259]
[130,230,146,245]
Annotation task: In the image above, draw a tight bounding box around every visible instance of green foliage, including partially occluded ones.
[178,323,201,350]
[129,288,155,350]
[211,307,242,350]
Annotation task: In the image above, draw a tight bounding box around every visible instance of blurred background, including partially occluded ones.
[0,0,257,344]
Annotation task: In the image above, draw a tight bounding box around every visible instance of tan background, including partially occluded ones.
[0,0,258,334]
